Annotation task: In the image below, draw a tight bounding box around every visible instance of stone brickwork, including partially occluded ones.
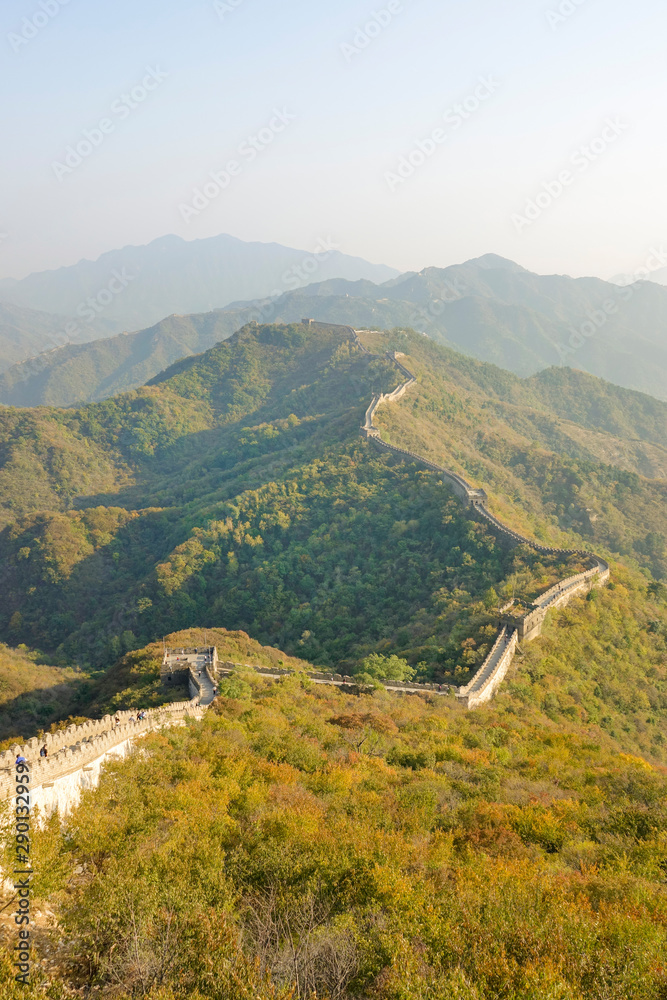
[0,658,212,815]
[457,627,519,710]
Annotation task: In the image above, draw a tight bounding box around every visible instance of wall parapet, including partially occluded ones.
[457,628,519,709]
[216,662,455,696]
[1,663,207,806]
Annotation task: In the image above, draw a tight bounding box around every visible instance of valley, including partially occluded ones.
[0,320,665,1000]
[0,320,664,754]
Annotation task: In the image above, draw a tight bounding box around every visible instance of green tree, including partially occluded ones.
[355,653,415,682]
[483,587,499,609]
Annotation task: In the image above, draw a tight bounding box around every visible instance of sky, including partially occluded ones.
[2,0,666,281]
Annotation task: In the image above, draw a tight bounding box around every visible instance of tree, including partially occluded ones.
[354,653,415,682]
[483,587,499,610]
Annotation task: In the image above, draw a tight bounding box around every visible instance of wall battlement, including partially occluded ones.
[215,661,456,696]
[0,655,215,815]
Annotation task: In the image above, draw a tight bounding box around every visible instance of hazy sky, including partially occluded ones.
[2,0,666,280]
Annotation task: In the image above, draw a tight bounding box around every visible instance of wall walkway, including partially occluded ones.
[0,656,216,816]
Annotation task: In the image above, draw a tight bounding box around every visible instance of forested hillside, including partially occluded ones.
[5,660,667,999]
[0,301,112,374]
[4,255,667,406]
[1,322,667,1000]
[0,321,664,746]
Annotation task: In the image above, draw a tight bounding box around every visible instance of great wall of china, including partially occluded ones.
[350,325,610,708]
[0,322,610,816]
[0,651,217,817]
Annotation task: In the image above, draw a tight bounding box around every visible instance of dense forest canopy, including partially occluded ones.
[0,322,666,999]
[0,324,664,676]
[4,667,667,999]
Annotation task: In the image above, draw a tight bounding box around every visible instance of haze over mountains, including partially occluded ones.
[3,253,667,407]
[0,301,114,374]
[0,232,398,347]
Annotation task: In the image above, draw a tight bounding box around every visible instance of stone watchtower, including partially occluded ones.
[501,605,547,642]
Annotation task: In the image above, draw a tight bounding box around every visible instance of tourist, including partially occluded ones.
[15,754,27,765]
[40,746,48,758]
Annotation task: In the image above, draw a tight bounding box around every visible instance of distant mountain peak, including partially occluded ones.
[0,234,399,339]
[462,254,529,272]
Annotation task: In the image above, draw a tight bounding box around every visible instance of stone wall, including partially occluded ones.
[217,662,455,696]
[369,435,474,503]
[0,322,614,817]
[457,627,519,710]
[354,331,611,709]
[1,674,204,816]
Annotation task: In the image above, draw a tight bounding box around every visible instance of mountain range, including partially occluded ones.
[2,319,666,1000]
[0,321,664,673]
[2,253,667,407]
[0,301,114,374]
[0,232,397,359]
